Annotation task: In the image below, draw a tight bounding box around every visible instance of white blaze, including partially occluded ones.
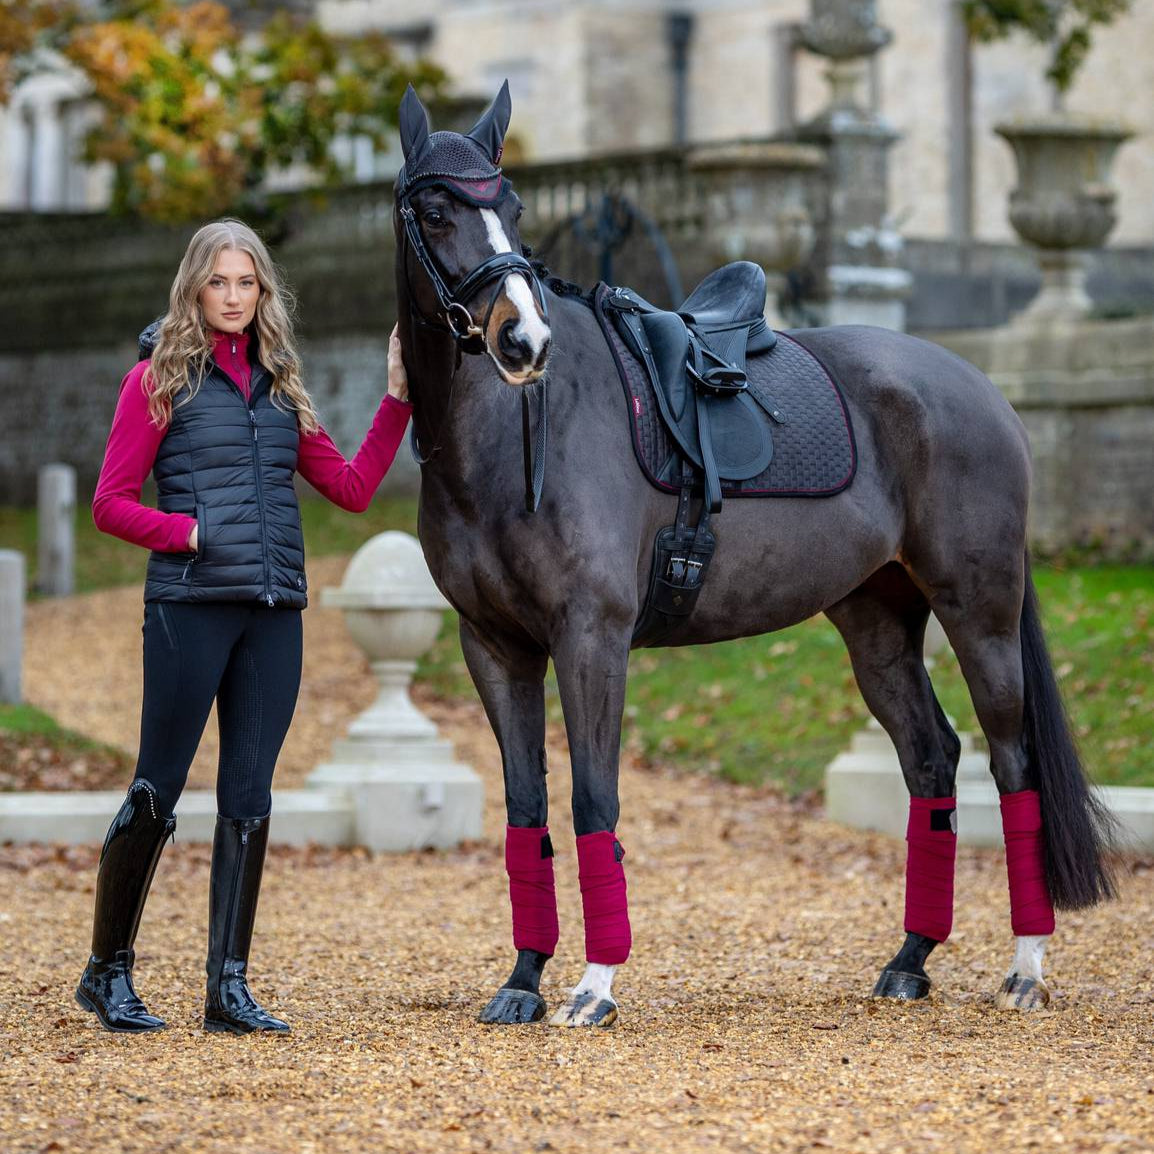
[479,208,550,365]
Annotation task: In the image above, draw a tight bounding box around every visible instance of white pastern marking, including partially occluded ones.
[1007,934,1048,981]
[571,962,617,1004]
[479,208,550,360]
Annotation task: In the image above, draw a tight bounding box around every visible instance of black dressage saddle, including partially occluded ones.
[594,261,856,647]
[604,261,784,515]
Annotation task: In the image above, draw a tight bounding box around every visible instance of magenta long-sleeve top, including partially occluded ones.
[92,330,412,553]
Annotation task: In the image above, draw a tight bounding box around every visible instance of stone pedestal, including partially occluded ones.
[687,141,824,327]
[824,721,996,845]
[794,2,910,330]
[306,531,483,852]
[825,264,912,328]
[823,613,999,846]
[0,550,25,705]
[37,463,75,597]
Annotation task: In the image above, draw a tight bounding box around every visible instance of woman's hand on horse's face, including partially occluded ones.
[188,523,199,553]
[387,325,410,402]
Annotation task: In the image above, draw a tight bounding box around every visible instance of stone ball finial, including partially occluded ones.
[325,530,450,611]
[322,531,450,663]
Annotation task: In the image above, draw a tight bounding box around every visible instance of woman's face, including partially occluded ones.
[200,248,260,334]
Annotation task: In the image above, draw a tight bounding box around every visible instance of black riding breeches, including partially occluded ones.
[134,602,303,820]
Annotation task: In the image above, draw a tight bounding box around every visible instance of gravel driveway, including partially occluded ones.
[4,561,1153,1153]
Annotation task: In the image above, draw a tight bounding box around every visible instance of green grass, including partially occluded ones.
[0,702,132,764]
[417,563,1154,794]
[0,702,76,738]
[2,501,1151,792]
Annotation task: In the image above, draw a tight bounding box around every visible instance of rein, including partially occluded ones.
[398,193,550,511]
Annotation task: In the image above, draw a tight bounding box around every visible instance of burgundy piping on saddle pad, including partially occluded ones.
[1000,790,1056,936]
[505,825,559,956]
[904,796,958,943]
[576,831,631,965]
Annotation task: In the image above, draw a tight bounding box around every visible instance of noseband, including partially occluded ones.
[397,189,550,513]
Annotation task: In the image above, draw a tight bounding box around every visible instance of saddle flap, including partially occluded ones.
[701,392,774,481]
[607,307,691,449]
[638,311,691,420]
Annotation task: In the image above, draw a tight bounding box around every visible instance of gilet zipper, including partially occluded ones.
[248,407,275,606]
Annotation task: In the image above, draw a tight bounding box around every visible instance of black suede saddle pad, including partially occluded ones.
[592,283,857,498]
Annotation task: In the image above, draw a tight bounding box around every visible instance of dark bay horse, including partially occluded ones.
[393,84,1113,1027]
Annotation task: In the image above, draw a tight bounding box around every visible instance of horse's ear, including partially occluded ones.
[466,80,512,163]
[399,84,431,165]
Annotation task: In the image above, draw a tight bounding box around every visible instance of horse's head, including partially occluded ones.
[394,82,551,386]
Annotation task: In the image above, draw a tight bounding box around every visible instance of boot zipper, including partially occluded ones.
[221,820,251,970]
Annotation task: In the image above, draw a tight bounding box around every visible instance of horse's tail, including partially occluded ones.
[1021,556,1116,909]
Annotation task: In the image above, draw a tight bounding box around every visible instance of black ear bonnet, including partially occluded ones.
[396,81,513,207]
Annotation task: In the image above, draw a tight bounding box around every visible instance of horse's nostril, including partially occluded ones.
[534,338,551,371]
[498,321,522,358]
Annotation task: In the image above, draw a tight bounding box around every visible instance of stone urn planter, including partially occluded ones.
[307,531,483,851]
[797,0,892,121]
[995,114,1133,325]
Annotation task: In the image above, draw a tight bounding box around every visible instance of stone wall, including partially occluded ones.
[310,0,1154,248]
[904,239,1154,331]
[932,317,1154,558]
[0,184,411,503]
[2,154,1152,558]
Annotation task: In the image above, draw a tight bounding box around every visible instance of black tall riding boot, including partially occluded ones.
[75,780,175,1032]
[203,813,289,1034]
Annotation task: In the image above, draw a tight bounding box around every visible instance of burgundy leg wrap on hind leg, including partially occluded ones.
[1000,790,1055,936]
[576,831,631,965]
[904,797,958,943]
[505,825,559,956]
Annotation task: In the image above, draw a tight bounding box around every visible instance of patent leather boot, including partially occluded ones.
[203,813,289,1034]
[76,780,175,1032]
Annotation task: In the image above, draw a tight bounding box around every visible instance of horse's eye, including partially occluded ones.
[423,209,447,228]
[515,205,524,221]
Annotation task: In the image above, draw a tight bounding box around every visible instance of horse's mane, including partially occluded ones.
[529,259,595,311]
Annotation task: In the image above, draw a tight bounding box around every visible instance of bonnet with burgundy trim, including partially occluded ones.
[396,81,513,207]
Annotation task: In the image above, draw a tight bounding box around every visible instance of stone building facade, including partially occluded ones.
[312,0,1154,247]
[5,2,1152,246]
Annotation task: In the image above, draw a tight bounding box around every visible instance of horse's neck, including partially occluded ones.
[406,293,624,520]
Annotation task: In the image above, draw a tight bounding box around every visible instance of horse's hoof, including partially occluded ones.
[872,969,931,1001]
[995,973,1050,1011]
[548,991,618,1028]
[478,988,547,1024]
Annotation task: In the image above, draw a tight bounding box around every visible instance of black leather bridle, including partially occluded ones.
[397,187,550,511]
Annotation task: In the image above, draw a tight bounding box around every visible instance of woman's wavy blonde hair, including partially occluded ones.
[144,219,320,434]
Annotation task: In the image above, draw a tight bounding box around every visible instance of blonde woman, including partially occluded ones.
[78,219,411,1035]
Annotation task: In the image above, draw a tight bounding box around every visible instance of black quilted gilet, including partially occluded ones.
[144,366,306,608]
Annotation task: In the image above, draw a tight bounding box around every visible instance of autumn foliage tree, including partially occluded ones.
[0,0,445,221]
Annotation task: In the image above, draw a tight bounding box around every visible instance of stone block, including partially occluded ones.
[824,723,997,845]
[0,789,356,846]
